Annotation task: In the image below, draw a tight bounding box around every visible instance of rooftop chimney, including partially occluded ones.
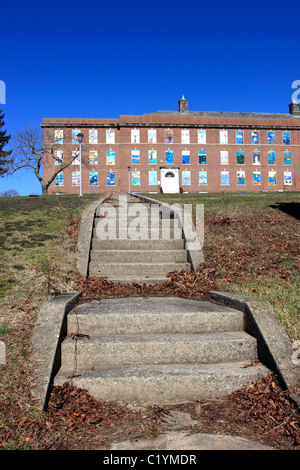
[178,95,189,113]
[289,100,300,115]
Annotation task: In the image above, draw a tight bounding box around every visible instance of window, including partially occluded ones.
[197,130,206,144]
[72,150,80,165]
[106,171,115,186]
[251,131,259,144]
[267,131,275,144]
[182,150,190,164]
[198,150,206,164]
[148,150,157,164]
[236,131,243,144]
[221,171,229,185]
[106,129,115,144]
[237,151,244,165]
[164,129,173,144]
[268,170,277,186]
[131,129,140,144]
[220,150,228,165]
[148,129,156,144]
[72,171,80,186]
[54,129,63,144]
[182,170,191,185]
[72,129,81,144]
[181,129,190,144]
[131,150,140,164]
[252,151,260,165]
[199,171,207,185]
[253,171,261,186]
[89,171,98,186]
[284,151,291,165]
[219,130,228,144]
[54,172,64,186]
[106,150,115,165]
[89,150,98,165]
[284,171,292,185]
[131,171,140,186]
[268,151,276,165]
[54,150,63,165]
[89,129,98,144]
[237,170,245,185]
[149,171,157,185]
[283,131,290,145]
[165,150,173,164]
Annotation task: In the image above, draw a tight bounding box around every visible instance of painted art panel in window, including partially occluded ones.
[182,171,191,185]
[197,130,206,144]
[283,151,291,165]
[283,132,290,145]
[148,150,157,164]
[236,151,244,164]
[252,151,260,165]
[164,129,173,144]
[221,171,229,185]
[131,171,140,186]
[236,131,243,144]
[89,171,98,186]
[198,150,206,164]
[220,150,228,165]
[251,131,259,144]
[89,129,98,144]
[199,171,207,185]
[106,150,115,165]
[55,129,63,144]
[219,130,228,144]
[237,170,245,185]
[72,129,81,144]
[181,129,190,144]
[131,150,140,165]
[165,150,173,164]
[89,150,98,165]
[267,131,275,144]
[131,129,140,144]
[268,151,276,165]
[106,171,115,186]
[253,171,261,185]
[148,129,156,144]
[182,150,190,165]
[55,150,63,165]
[106,129,115,144]
[268,170,277,185]
[284,171,292,185]
[149,170,157,185]
[72,150,80,165]
[72,171,80,186]
[54,173,64,186]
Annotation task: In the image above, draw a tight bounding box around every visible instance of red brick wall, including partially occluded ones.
[41,113,300,194]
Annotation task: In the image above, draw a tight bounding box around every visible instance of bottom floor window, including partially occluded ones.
[182,170,191,185]
[199,171,207,185]
[72,171,80,186]
[89,171,98,186]
[107,171,115,186]
[131,171,140,185]
[221,171,229,185]
[237,170,245,185]
[268,170,277,185]
[55,172,64,186]
[284,171,292,185]
[149,170,157,185]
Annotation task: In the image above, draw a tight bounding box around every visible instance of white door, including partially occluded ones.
[160,168,180,193]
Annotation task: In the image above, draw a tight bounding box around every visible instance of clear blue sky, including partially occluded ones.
[1,0,299,195]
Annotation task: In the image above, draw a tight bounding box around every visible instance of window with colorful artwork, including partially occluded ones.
[106,150,115,165]
[267,131,275,144]
[198,130,206,144]
[220,150,228,165]
[284,171,292,185]
[54,129,63,144]
[251,131,259,144]
[54,172,64,186]
[164,129,173,144]
[237,170,245,185]
[131,129,140,144]
[89,150,98,165]
[283,132,290,145]
[106,171,115,186]
[149,171,157,185]
[181,129,190,144]
[268,151,276,165]
[148,150,157,164]
[198,150,206,164]
[182,171,191,185]
[54,150,63,165]
[284,151,291,165]
[89,129,98,144]
[252,151,260,165]
[236,131,243,144]
[165,150,173,164]
[131,150,140,164]
[237,151,244,164]
[199,171,207,185]
[221,171,229,185]
[148,129,156,144]
[268,170,277,186]
[72,129,81,144]
[253,171,261,186]
[72,171,80,186]
[131,171,140,186]
[182,150,190,164]
[89,171,98,186]
[106,129,115,144]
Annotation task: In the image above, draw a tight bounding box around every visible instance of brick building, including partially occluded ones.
[41,97,300,194]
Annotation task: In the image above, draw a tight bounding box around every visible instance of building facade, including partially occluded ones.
[41,97,300,194]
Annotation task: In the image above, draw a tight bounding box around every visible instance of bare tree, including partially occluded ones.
[8,125,87,195]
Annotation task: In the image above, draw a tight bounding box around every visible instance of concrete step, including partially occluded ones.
[102,276,170,285]
[91,238,185,250]
[67,298,245,336]
[93,227,183,240]
[94,218,179,228]
[90,249,187,263]
[60,331,258,371]
[54,362,270,404]
[88,261,190,277]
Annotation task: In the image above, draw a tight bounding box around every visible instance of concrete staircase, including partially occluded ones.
[54,297,270,404]
[88,194,190,284]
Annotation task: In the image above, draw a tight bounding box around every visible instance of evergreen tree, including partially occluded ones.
[0,109,12,176]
